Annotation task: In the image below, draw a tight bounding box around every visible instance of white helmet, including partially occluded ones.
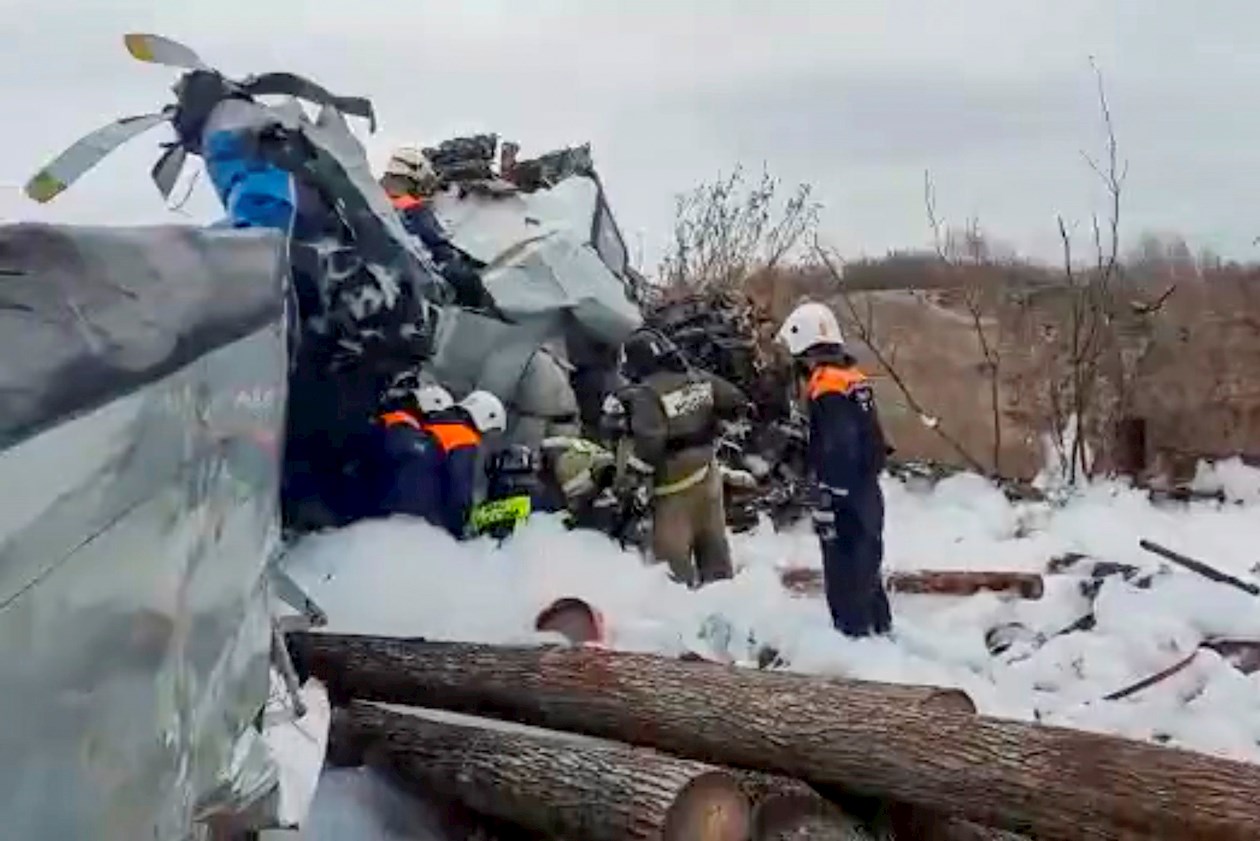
[601,393,626,417]
[459,390,507,434]
[414,383,455,415]
[776,301,845,356]
[383,145,438,188]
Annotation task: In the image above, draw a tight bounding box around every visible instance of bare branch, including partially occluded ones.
[924,169,946,260]
[1131,284,1177,315]
[815,242,988,474]
[659,165,819,294]
[1048,60,1129,483]
[925,173,1004,474]
[1083,56,1125,284]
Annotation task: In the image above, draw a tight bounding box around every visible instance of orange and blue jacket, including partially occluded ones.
[806,364,888,497]
[375,410,482,538]
[390,193,457,265]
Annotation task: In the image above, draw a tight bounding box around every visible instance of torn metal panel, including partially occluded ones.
[0,225,287,840]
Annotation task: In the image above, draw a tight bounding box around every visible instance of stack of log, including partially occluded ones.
[290,632,1260,841]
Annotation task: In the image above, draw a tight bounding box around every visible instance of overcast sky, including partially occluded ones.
[1,0,1256,270]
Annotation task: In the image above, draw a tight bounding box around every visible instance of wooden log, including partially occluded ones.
[291,633,1260,841]
[888,571,1043,600]
[1139,539,1260,596]
[779,568,1044,600]
[779,567,827,596]
[1147,487,1228,505]
[326,714,546,840]
[733,772,882,841]
[754,793,878,840]
[884,804,1030,841]
[534,596,605,646]
[339,701,751,841]
[738,772,1025,841]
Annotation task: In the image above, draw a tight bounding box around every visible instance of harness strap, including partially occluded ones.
[653,463,711,498]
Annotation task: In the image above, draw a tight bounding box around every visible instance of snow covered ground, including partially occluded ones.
[283,458,1260,770]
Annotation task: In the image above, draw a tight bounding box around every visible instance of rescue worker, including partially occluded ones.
[484,444,542,504]
[368,372,457,523]
[470,444,541,539]
[380,146,457,264]
[776,302,892,637]
[380,145,490,309]
[611,328,748,587]
[423,390,508,538]
[541,435,654,548]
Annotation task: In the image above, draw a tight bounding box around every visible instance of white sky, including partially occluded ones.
[1,0,1257,271]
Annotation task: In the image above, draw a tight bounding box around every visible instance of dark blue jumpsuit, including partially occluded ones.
[372,410,443,524]
[420,418,483,539]
[371,411,481,540]
[807,364,892,637]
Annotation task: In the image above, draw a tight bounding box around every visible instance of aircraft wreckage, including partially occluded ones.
[4,32,814,838]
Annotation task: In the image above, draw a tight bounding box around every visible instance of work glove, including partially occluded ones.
[720,465,759,490]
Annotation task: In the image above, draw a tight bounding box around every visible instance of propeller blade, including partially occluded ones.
[151,144,188,200]
[243,71,377,132]
[123,33,208,70]
[25,112,170,203]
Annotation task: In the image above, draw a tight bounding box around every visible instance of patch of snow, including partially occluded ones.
[282,462,1260,764]
[1192,456,1260,504]
[301,767,451,841]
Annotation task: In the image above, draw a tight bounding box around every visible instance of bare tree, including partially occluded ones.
[924,170,1006,475]
[658,165,820,293]
[814,243,988,474]
[1047,58,1128,484]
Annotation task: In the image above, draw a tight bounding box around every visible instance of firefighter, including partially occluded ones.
[423,390,508,538]
[776,302,892,637]
[367,373,456,523]
[612,328,748,587]
[540,435,654,549]
[380,145,490,309]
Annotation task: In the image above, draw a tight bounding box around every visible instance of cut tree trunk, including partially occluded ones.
[534,597,605,646]
[737,773,1024,841]
[888,571,1043,599]
[291,633,1260,841]
[734,772,882,841]
[337,701,751,841]
[780,569,1043,600]
[883,805,1031,841]
[753,794,879,841]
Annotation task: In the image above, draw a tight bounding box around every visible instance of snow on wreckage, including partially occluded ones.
[13,31,1260,841]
